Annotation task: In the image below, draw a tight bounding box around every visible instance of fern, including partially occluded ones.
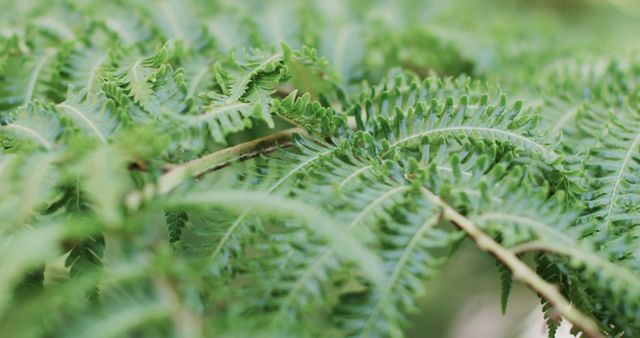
[582,101,640,232]
[165,210,188,246]
[1,1,640,338]
[106,42,175,115]
[0,47,63,112]
[56,87,118,143]
[497,260,512,315]
[62,46,109,95]
[1,101,61,150]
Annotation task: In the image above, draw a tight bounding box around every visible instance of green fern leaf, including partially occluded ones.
[0,154,59,227]
[56,87,118,143]
[497,260,512,315]
[166,189,386,287]
[181,55,215,103]
[282,43,343,101]
[214,48,284,102]
[62,46,108,94]
[1,101,60,150]
[108,41,175,114]
[582,101,640,232]
[165,210,188,245]
[0,224,64,314]
[0,48,62,112]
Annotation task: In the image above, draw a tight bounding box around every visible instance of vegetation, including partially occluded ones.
[1,0,639,337]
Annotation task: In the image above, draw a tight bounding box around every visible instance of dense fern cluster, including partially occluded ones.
[1,0,639,337]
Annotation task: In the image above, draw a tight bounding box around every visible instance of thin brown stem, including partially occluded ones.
[125,127,304,210]
[419,188,604,338]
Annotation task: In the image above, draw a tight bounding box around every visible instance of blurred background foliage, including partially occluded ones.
[2,0,638,89]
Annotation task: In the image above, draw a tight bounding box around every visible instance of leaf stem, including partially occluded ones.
[125,127,304,209]
[419,188,604,338]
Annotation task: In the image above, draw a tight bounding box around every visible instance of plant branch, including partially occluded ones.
[125,127,304,210]
[419,187,604,338]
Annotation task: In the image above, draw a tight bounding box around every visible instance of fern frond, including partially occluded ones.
[186,95,268,144]
[180,55,215,103]
[170,136,375,275]
[0,224,64,314]
[170,131,547,335]
[282,43,343,101]
[65,234,105,304]
[581,101,640,232]
[1,101,60,150]
[539,56,640,108]
[261,158,410,329]
[165,48,287,144]
[272,91,350,139]
[166,189,385,287]
[156,136,429,334]
[76,146,132,225]
[215,48,284,102]
[107,41,174,115]
[148,65,193,117]
[537,57,640,155]
[165,210,188,245]
[369,95,553,162]
[56,87,118,143]
[497,260,512,315]
[0,153,59,228]
[333,196,458,338]
[471,188,640,335]
[0,48,62,112]
[61,46,108,94]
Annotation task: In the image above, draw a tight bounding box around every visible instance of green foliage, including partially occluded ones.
[1,0,639,337]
